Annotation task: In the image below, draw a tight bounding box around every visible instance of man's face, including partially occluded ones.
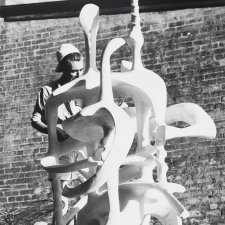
[64,53,84,80]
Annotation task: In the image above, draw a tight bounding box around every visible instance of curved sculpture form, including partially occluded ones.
[63,37,134,225]
[118,102,216,185]
[121,61,216,141]
[76,182,189,225]
[165,103,217,140]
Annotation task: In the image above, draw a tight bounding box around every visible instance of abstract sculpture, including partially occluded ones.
[39,1,217,224]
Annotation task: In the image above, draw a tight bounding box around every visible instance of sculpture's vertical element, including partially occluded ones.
[51,174,64,225]
[129,0,144,70]
[122,0,169,185]
[79,4,99,74]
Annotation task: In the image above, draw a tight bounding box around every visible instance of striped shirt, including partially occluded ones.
[31,78,82,124]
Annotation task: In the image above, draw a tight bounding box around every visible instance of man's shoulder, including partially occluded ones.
[43,78,61,91]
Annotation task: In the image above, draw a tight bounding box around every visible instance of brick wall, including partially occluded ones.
[0,6,225,224]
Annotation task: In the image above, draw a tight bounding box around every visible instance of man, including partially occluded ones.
[31,43,84,142]
[31,44,86,222]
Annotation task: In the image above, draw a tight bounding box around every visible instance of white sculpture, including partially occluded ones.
[39,1,217,225]
[76,182,188,225]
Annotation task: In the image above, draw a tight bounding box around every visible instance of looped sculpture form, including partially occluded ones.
[40,1,217,225]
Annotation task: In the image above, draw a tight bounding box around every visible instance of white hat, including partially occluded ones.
[55,43,81,72]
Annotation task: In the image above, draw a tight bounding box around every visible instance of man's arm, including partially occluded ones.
[31,114,69,142]
[31,86,49,134]
[31,118,48,134]
[31,86,69,141]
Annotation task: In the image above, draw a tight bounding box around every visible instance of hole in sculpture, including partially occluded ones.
[115,97,134,108]
[170,121,190,128]
[111,42,132,72]
[150,216,163,225]
[152,167,158,182]
[150,139,156,146]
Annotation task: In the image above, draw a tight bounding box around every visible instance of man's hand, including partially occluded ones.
[56,124,69,142]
